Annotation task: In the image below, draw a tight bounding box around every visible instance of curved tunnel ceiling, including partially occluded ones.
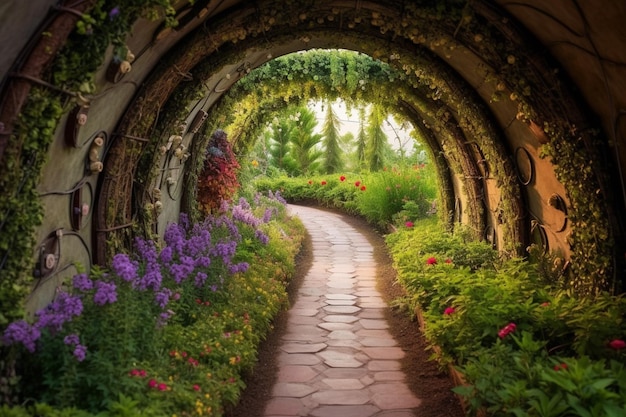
[0,0,625,314]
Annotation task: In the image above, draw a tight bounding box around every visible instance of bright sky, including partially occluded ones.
[310,99,416,155]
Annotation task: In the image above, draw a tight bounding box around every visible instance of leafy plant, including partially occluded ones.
[1,193,304,416]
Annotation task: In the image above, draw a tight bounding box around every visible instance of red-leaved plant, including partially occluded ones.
[197,130,240,215]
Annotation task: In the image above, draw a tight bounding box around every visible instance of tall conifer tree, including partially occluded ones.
[322,101,343,174]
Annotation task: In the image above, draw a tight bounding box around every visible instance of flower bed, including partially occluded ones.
[386,219,626,416]
[1,191,305,416]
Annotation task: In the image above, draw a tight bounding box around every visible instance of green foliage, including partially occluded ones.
[0,88,64,326]
[321,101,344,174]
[387,219,626,416]
[355,165,438,227]
[255,163,438,227]
[365,104,390,172]
[0,0,178,355]
[3,196,305,416]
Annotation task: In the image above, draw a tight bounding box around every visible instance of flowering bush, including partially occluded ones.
[386,218,626,416]
[254,164,438,227]
[197,130,241,215]
[1,191,304,416]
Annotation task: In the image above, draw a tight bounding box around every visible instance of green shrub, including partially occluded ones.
[386,218,626,416]
[1,193,305,416]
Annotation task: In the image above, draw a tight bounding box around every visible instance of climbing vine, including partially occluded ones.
[0,0,177,325]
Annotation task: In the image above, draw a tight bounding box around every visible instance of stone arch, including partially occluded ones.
[0,0,624,315]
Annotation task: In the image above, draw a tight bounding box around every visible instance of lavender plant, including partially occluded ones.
[1,191,302,415]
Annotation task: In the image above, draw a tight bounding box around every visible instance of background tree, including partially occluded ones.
[267,117,297,174]
[321,101,344,174]
[355,107,367,170]
[366,104,390,171]
[289,106,323,175]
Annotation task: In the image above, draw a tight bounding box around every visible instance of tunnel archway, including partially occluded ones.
[0,0,624,318]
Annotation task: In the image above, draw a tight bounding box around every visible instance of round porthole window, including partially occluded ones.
[515,147,534,186]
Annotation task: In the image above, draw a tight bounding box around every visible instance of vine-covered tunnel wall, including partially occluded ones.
[0,0,625,322]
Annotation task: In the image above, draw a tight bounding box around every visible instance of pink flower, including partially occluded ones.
[405,221,414,228]
[148,379,157,388]
[498,322,517,339]
[426,257,437,265]
[609,339,626,350]
[444,307,455,315]
[157,383,168,391]
[340,175,346,182]
[193,384,201,391]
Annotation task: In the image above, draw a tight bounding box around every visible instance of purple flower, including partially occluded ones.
[179,213,190,230]
[72,273,94,292]
[155,288,172,309]
[269,190,286,205]
[135,266,162,291]
[164,224,185,256]
[159,246,174,264]
[108,6,120,20]
[168,255,195,284]
[64,333,80,346]
[229,262,249,274]
[135,237,158,264]
[255,230,269,245]
[237,197,251,210]
[262,208,274,223]
[111,254,138,282]
[195,256,211,268]
[93,281,117,306]
[2,320,41,353]
[185,233,210,257]
[35,292,83,332]
[194,272,208,287]
[157,310,174,328]
[73,344,87,361]
[232,204,261,228]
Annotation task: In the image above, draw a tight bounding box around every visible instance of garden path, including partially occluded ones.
[263,205,421,417]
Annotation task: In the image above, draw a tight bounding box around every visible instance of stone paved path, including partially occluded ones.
[263,205,421,417]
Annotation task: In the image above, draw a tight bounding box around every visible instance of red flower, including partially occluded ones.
[444,307,455,315]
[157,383,168,391]
[540,302,550,307]
[554,363,568,371]
[405,221,414,228]
[308,180,312,185]
[360,185,366,191]
[321,180,327,185]
[148,379,157,388]
[340,175,346,182]
[498,322,517,339]
[609,339,626,350]
[426,257,437,265]
[355,181,361,187]
[445,258,452,264]
[193,384,201,391]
